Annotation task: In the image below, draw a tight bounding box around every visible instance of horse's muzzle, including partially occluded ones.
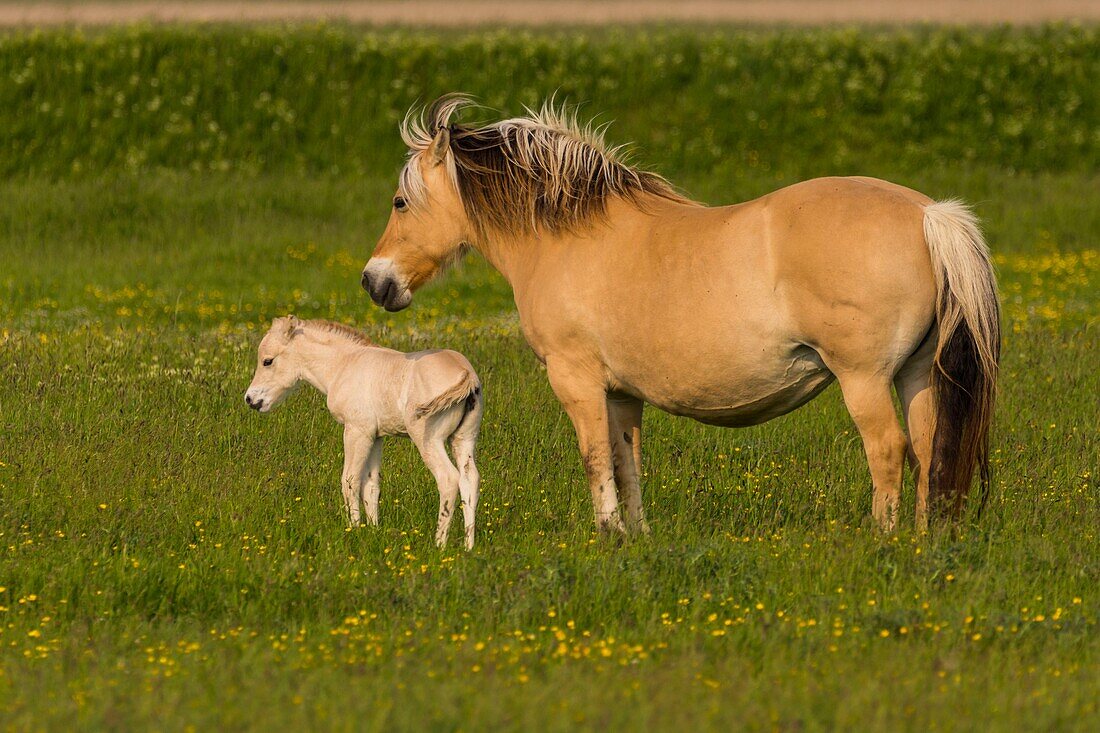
[245,394,264,411]
[362,269,411,312]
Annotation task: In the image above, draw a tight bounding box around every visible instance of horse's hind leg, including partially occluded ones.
[608,396,649,534]
[895,344,936,531]
[412,419,462,548]
[450,393,483,550]
[834,373,909,532]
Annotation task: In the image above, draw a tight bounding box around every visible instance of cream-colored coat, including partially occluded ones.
[245,316,483,548]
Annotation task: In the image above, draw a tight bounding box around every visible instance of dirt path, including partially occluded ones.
[1,1,1097,27]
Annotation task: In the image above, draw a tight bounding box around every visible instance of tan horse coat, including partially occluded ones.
[363,96,999,534]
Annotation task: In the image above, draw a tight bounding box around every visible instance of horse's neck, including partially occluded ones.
[477,195,680,288]
[475,234,534,286]
[292,335,360,396]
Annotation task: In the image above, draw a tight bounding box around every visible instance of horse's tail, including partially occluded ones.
[922,200,1001,518]
[414,370,481,420]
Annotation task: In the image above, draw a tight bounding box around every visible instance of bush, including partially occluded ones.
[1,25,1097,178]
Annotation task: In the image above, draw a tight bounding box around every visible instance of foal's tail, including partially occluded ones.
[414,370,481,420]
[923,201,1001,518]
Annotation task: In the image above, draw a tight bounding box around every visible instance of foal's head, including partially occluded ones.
[244,316,305,413]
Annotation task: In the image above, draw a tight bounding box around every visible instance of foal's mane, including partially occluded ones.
[399,94,691,237]
[301,319,375,347]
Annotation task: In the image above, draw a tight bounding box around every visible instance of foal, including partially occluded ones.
[244,316,483,549]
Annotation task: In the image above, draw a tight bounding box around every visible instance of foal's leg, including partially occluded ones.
[341,427,374,526]
[608,396,649,534]
[412,419,462,548]
[546,358,624,533]
[834,374,909,532]
[895,351,936,531]
[450,411,482,551]
[360,439,383,526]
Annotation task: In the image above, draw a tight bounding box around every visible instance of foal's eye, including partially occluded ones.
[262,358,274,367]
[393,196,408,212]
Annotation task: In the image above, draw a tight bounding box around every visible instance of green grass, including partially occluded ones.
[1,165,1096,730]
[1,26,1098,733]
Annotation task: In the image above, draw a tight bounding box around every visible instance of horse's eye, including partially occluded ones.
[394,196,408,212]
[262,358,274,367]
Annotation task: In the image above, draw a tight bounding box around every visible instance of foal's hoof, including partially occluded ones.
[596,513,627,537]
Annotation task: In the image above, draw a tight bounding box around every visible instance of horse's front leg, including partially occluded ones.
[341,427,374,526]
[608,395,649,534]
[546,358,625,534]
[361,438,383,526]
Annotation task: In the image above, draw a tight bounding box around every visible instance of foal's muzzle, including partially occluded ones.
[244,394,264,411]
[361,268,412,312]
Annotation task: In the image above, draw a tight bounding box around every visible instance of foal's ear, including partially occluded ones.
[427,127,450,166]
[284,315,301,339]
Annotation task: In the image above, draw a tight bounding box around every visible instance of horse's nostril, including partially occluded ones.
[245,394,253,406]
[361,270,371,291]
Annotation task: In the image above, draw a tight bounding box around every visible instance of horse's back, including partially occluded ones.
[761,175,930,230]
[407,349,477,381]
[404,349,479,413]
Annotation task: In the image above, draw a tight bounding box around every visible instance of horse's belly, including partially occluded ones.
[627,345,835,427]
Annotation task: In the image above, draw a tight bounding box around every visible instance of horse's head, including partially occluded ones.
[363,124,472,312]
[363,93,685,312]
[244,316,304,413]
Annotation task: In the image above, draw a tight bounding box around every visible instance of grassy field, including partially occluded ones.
[1,27,1098,731]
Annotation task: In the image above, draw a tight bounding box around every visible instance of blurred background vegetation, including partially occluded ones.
[1,25,1097,179]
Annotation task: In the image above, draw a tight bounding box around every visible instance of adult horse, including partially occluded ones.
[362,95,1000,533]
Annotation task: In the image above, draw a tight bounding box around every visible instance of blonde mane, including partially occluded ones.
[399,94,691,237]
[301,319,375,347]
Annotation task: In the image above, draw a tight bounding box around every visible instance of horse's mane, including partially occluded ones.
[302,319,375,347]
[399,94,691,237]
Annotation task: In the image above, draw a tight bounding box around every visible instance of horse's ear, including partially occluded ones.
[284,315,301,338]
[427,127,450,166]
